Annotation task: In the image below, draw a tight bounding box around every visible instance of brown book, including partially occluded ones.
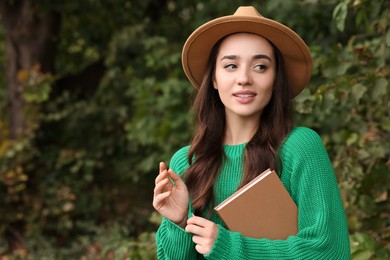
[214,168,297,240]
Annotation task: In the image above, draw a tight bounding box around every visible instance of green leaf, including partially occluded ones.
[351,250,374,260]
[322,61,352,78]
[333,1,349,32]
[357,149,370,161]
[372,78,388,100]
[350,232,378,250]
[346,133,359,146]
[351,83,367,101]
[386,28,390,46]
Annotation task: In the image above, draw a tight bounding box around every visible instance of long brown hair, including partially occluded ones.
[184,34,294,216]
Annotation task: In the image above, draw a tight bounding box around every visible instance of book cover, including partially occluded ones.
[214,168,297,240]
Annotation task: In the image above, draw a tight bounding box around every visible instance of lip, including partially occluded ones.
[232,91,257,104]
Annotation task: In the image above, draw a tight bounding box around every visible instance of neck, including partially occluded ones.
[224,114,259,145]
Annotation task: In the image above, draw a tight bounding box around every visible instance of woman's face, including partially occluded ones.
[213,33,276,121]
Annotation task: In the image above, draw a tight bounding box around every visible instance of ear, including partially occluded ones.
[212,80,218,89]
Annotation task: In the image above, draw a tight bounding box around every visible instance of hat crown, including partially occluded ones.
[233,6,263,17]
[182,6,312,97]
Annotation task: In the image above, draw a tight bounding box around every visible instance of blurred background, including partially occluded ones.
[0,0,389,259]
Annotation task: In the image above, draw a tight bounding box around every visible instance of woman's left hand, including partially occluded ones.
[185,215,219,255]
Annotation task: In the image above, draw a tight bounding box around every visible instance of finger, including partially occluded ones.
[187,215,210,227]
[159,162,167,173]
[195,244,207,255]
[193,232,215,255]
[153,178,170,195]
[185,223,207,237]
[191,235,202,245]
[153,191,171,209]
[154,162,167,185]
[155,168,169,185]
[167,169,184,186]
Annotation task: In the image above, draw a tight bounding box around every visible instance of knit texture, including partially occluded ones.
[155,127,350,259]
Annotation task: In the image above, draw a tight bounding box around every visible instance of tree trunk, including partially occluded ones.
[0,0,60,139]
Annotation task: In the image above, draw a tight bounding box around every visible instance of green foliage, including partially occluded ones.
[295,0,390,257]
[0,0,389,258]
[0,223,157,259]
[350,232,377,259]
[333,0,350,32]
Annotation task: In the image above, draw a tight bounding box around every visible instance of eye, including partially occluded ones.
[254,64,267,72]
[224,64,237,70]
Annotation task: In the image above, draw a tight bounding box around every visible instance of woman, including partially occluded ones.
[153,6,350,259]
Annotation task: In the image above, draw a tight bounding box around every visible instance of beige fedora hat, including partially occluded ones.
[182,6,313,97]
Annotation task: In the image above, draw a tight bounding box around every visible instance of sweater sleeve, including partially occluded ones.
[204,127,351,260]
[156,217,197,259]
[155,146,199,259]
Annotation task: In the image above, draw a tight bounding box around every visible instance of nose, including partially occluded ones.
[237,68,252,86]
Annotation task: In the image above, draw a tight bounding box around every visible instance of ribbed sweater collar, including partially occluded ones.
[223,143,247,158]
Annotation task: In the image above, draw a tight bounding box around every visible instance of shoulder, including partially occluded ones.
[280,127,330,164]
[285,126,322,143]
[282,127,324,153]
[169,145,190,176]
[279,127,336,197]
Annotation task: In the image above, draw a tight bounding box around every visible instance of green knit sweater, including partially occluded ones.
[155,127,350,259]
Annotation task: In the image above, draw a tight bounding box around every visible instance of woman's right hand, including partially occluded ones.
[153,162,189,228]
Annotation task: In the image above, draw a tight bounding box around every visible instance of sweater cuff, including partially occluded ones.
[162,217,193,242]
[166,217,187,231]
[157,218,195,259]
[204,224,232,259]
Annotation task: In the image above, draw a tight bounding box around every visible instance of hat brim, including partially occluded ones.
[182,15,313,97]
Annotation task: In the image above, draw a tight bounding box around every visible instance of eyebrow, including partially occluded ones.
[220,54,272,61]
